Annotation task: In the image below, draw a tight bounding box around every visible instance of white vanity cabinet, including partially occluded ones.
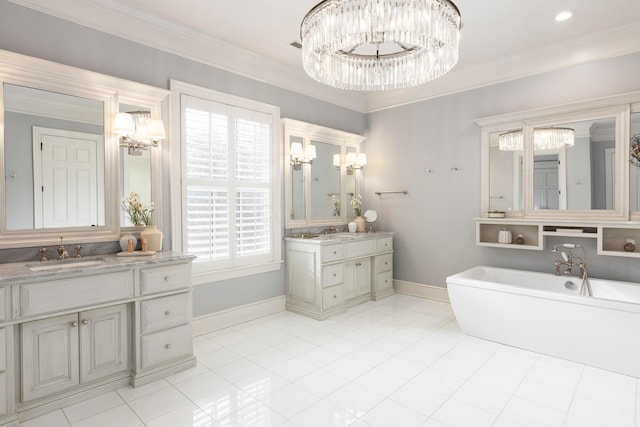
[286,233,393,319]
[0,253,195,425]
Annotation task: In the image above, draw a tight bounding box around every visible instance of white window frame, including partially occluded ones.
[170,80,282,285]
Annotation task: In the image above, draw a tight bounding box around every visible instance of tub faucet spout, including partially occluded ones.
[551,243,591,297]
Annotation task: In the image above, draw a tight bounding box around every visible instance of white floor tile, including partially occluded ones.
[388,381,449,416]
[568,393,635,427]
[325,383,385,421]
[513,379,575,413]
[352,368,407,398]
[173,371,232,401]
[215,401,287,426]
[360,398,428,427]
[451,381,512,414]
[195,384,259,421]
[233,371,290,401]
[411,367,465,395]
[165,364,212,385]
[258,383,320,419]
[63,391,124,423]
[468,365,524,395]
[203,330,248,347]
[295,368,351,398]
[296,346,343,367]
[268,357,318,382]
[213,358,266,384]
[375,355,426,380]
[70,404,143,427]
[127,386,192,422]
[19,410,70,427]
[500,396,567,427]
[245,347,293,370]
[431,398,497,427]
[198,348,243,370]
[323,357,372,381]
[226,338,272,358]
[193,336,224,357]
[145,403,215,427]
[289,400,350,427]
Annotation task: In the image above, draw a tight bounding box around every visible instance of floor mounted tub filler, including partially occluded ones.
[447,265,640,378]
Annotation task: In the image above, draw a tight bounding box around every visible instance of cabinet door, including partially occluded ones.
[344,258,371,299]
[80,304,130,383]
[21,313,79,401]
[0,327,5,417]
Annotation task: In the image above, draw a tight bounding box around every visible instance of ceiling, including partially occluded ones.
[8,0,640,112]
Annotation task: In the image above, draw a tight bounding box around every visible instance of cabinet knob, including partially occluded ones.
[333,273,337,277]
[164,276,171,281]
[165,344,172,349]
[333,251,337,255]
[81,319,89,325]
[71,321,78,327]
[385,262,388,265]
[333,294,337,299]
[165,310,171,316]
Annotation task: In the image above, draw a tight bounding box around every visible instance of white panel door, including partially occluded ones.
[32,127,103,228]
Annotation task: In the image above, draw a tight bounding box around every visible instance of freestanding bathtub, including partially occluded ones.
[447,266,640,378]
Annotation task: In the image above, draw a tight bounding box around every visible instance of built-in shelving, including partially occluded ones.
[475,218,640,258]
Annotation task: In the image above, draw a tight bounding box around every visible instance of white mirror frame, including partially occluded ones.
[0,49,169,248]
[478,92,640,222]
[282,118,365,229]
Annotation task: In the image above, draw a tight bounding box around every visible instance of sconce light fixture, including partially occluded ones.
[334,152,367,174]
[114,111,166,156]
[290,142,316,170]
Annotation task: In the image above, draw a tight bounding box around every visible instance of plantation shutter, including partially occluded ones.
[182,95,273,271]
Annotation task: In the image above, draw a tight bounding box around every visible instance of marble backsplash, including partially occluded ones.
[0,240,121,264]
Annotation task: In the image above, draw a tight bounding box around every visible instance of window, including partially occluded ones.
[170,81,282,284]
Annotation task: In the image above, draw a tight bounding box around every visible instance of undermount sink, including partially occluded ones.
[27,258,106,271]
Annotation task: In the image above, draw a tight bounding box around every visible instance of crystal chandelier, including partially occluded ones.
[300,0,462,91]
[499,128,575,151]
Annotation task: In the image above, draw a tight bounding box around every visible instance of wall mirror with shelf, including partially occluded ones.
[0,49,168,249]
[479,100,630,221]
[283,118,365,229]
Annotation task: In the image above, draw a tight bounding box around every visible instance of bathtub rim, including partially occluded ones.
[446,265,640,315]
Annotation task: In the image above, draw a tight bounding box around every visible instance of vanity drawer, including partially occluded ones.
[140,263,190,295]
[376,254,393,273]
[141,324,192,369]
[376,237,393,252]
[0,372,6,415]
[322,244,344,263]
[322,264,343,288]
[140,293,191,335]
[323,285,344,310]
[346,240,376,258]
[20,271,133,317]
[377,271,393,293]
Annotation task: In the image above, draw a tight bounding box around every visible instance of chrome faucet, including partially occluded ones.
[57,237,69,260]
[551,243,591,296]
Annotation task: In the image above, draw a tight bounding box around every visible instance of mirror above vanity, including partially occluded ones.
[283,118,365,228]
[0,49,169,248]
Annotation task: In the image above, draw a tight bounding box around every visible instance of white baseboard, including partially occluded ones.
[393,280,450,303]
[193,295,286,336]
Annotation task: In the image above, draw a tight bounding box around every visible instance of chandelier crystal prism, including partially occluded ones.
[300,0,462,91]
[498,128,575,151]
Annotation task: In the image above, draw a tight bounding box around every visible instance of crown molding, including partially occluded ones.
[7,0,640,114]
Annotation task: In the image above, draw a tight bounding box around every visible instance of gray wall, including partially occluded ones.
[0,1,366,317]
[364,52,640,288]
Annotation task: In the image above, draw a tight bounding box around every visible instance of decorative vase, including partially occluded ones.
[355,216,366,232]
[348,221,357,233]
[119,234,137,252]
[498,229,512,244]
[140,224,163,252]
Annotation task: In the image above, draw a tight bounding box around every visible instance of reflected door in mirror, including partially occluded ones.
[4,84,105,230]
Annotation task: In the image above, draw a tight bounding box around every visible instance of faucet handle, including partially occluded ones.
[39,248,48,262]
[74,245,83,258]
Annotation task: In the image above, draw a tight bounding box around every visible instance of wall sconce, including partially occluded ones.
[346,152,367,175]
[114,111,166,156]
[290,142,316,170]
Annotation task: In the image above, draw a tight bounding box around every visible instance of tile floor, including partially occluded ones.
[20,294,640,427]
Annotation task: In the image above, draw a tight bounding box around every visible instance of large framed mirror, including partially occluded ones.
[480,101,630,221]
[282,118,365,228]
[0,49,168,248]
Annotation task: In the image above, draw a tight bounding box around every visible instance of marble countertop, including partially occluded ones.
[0,251,195,283]
[285,231,393,245]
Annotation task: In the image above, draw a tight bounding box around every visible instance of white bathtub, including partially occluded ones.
[446,266,640,377]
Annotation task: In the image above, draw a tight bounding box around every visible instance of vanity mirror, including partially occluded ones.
[0,49,168,248]
[283,118,365,228]
[480,101,630,221]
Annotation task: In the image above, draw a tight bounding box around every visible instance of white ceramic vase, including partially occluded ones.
[140,224,163,252]
[348,221,357,233]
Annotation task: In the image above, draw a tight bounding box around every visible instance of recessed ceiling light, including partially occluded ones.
[555,11,574,22]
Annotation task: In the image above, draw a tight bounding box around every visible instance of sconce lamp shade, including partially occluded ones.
[290,142,303,157]
[305,144,317,160]
[357,153,367,166]
[333,154,341,167]
[346,152,357,165]
[114,112,135,136]
[147,119,166,140]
